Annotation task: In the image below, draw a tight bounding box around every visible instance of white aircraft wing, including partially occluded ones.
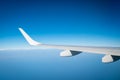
[18,28,120,63]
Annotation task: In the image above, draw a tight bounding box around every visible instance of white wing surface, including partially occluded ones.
[19,28,120,63]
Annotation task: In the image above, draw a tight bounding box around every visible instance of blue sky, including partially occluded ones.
[0,1,120,80]
[0,0,120,48]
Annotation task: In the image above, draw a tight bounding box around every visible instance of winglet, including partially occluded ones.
[18,28,41,46]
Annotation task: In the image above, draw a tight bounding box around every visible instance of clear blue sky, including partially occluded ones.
[0,1,120,80]
[0,0,120,48]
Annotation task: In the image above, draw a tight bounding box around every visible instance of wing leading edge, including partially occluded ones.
[18,28,120,63]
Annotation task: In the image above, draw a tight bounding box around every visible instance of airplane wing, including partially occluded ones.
[18,28,120,63]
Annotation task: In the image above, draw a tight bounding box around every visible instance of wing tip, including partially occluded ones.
[18,27,42,46]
